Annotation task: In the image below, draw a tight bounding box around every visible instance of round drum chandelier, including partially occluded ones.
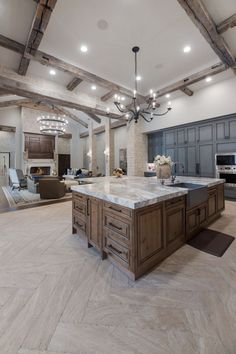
[37,114,68,135]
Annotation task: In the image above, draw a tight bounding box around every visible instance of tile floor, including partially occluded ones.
[0,200,235,354]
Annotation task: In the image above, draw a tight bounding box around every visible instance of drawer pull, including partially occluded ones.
[108,206,122,213]
[76,207,83,212]
[108,243,122,254]
[75,222,83,228]
[108,222,122,231]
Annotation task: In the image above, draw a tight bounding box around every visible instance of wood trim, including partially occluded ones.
[80,120,127,138]
[0,99,31,108]
[177,0,236,69]
[66,77,83,91]
[217,14,236,34]
[18,0,57,75]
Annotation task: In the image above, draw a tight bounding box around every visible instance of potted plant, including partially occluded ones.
[154,155,172,184]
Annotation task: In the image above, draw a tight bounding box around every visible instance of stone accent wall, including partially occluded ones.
[127,120,147,176]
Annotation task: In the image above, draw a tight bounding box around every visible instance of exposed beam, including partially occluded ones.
[86,113,101,124]
[101,90,117,102]
[18,0,57,75]
[0,34,146,101]
[150,62,227,98]
[0,66,121,119]
[217,14,236,34]
[0,89,12,97]
[180,87,194,96]
[0,99,31,108]
[18,101,88,128]
[177,0,236,69]
[80,120,127,138]
[66,77,83,91]
[56,106,88,128]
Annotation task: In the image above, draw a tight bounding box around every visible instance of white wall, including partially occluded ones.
[0,107,22,168]
[142,76,236,133]
[96,132,105,175]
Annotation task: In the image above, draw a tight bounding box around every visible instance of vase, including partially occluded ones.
[156,164,171,181]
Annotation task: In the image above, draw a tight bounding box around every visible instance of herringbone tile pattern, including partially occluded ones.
[0,201,235,354]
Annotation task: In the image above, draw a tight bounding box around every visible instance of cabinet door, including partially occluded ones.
[217,184,225,212]
[88,198,102,250]
[177,129,185,145]
[164,130,175,147]
[208,189,217,218]
[166,148,176,162]
[186,208,198,240]
[186,127,196,145]
[199,203,207,226]
[198,144,214,177]
[165,205,185,245]
[187,146,197,176]
[177,147,186,175]
[198,124,213,143]
[229,120,236,139]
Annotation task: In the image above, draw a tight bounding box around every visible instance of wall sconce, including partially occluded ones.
[87,151,92,161]
[104,148,109,157]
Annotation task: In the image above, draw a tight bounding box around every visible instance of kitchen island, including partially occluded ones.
[71,176,225,280]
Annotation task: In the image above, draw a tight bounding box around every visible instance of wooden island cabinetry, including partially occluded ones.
[72,180,225,280]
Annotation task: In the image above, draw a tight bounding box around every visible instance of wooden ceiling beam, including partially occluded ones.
[0,66,121,119]
[101,90,117,102]
[217,14,236,34]
[66,77,83,91]
[177,0,236,69]
[56,106,88,128]
[0,99,32,108]
[18,0,57,75]
[80,120,127,138]
[149,62,227,99]
[0,33,146,102]
[180,87,194,96]
[86,113,101,124]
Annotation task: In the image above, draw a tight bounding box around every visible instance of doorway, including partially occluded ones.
[58,154,71,177]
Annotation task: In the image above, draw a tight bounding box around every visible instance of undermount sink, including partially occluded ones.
[167,182,208,209]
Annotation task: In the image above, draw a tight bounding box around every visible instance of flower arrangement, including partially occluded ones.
[154,155,172,166]
[113,168,124,178]
[154,155,172,183]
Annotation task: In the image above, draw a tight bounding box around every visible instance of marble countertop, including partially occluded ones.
[71,176,224,209]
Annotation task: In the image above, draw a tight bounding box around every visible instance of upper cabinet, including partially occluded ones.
[198,124,213,143]
[164,130,176,147]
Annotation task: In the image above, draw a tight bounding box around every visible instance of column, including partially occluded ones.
[105,119,114,176]
[127,120,148,176]
[88,120,96,175]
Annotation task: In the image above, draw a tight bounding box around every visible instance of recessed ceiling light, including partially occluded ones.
[80,45,88,53]
[49,69,56,76]
[165,94,170,98]
[205,76,212,83]
[183,45,191,53]
[136,75,142,81]
[91,85,97,90]
[121,96,125,101]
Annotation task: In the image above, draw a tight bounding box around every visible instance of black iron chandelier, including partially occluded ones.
[111,46,172,123]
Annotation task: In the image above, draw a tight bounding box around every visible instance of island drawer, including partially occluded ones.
[73,199,87,219]
[72,213,86,233]
[72,192,87,203]
[104,213,130,238]
[104,235,130,266]
[104,227,130,246]
[165,196,185,209]
[103,201,132,219]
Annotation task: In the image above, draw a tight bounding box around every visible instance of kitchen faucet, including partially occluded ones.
[171,162,185,183]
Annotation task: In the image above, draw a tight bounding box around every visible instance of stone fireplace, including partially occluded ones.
[24,159,57,176]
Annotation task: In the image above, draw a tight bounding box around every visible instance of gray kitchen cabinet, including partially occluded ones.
[177,147,186,175]
[164,130,176,147]
[148,113,236,183]
[198,144,215,177]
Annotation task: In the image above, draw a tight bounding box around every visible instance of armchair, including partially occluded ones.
[38,178,66,199]
[9,168,27,190]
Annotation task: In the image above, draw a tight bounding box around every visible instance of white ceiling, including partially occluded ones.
[0,0,235,103]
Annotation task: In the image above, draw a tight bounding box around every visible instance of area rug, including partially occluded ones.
[2,186,72,208]
[187,229,234,257]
